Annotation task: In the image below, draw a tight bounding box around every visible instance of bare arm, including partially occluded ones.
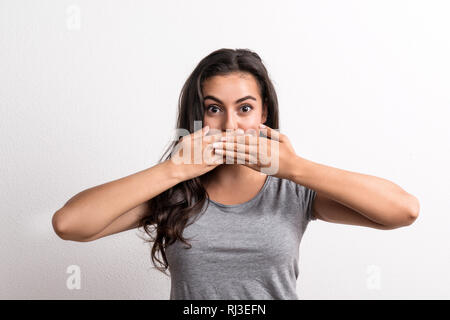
[52,160,182,241]
[73,201,151,242]
[288,155,420,229]
[52,126,225,242]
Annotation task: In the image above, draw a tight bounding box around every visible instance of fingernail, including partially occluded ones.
[236,128,244,134]
[220,137,227,141]
[259,124,265,128]
[213,142,221,148]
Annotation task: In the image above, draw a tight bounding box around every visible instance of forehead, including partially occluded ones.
[202,72,261,100]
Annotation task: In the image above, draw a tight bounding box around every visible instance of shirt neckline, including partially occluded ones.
[207,175,272,210]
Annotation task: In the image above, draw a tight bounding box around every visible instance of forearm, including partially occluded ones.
[287,155,420,226]
[53,160,182,238]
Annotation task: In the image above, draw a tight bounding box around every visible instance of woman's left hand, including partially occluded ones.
[212,124,298,179]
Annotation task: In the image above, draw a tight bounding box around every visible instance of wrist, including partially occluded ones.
[162,158,186,184]
[286,154,307,183]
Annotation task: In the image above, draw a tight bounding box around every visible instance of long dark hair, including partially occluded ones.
[137,48,280,276]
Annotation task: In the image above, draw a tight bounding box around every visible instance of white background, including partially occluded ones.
[1,0,449,299]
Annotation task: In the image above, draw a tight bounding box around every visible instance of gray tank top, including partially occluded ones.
[165,175,317,300]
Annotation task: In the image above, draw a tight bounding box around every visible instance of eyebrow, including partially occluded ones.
[203,95,257,105]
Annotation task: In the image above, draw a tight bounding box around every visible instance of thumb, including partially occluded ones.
[193,125,209,139]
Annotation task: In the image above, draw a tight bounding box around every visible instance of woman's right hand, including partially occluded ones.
[168,126,241,181]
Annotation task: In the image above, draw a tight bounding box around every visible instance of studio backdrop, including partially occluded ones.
[1,0,449,299]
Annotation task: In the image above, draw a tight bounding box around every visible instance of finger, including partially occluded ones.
[219,135,265,157]
[192,125,209,139]
[214,149,256,164]
[259,124,280,142]
[221,128,246,140]
[202,128,244,143]
[205,151,225,165]
[220,134,259,145]
[203,133,225,144]
[202,130,233,143]
[213,141,258,155]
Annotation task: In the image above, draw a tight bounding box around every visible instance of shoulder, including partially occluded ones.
[267,175,304,192]
[265,175,292,192]
[268,176,317,221]
[266,175,304,199]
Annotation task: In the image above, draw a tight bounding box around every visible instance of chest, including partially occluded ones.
[165,204,304,282]
[204,178,267,206]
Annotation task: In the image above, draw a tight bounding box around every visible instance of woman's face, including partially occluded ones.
[201,72,267,135]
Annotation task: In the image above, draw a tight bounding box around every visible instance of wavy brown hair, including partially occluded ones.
[137,48,280,276]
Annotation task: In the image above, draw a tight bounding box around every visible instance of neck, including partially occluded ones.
[202,164,266,188]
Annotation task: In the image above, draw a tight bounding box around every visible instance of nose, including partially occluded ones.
[223,112,239,132]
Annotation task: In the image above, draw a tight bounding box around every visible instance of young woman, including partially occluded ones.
[52,48,420,300]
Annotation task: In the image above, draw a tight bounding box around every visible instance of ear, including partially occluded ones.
[261,101,268,124]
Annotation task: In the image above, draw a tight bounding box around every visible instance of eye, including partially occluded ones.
[206,104,253,114]
[241,104,253,113]
[206,105,221,113]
